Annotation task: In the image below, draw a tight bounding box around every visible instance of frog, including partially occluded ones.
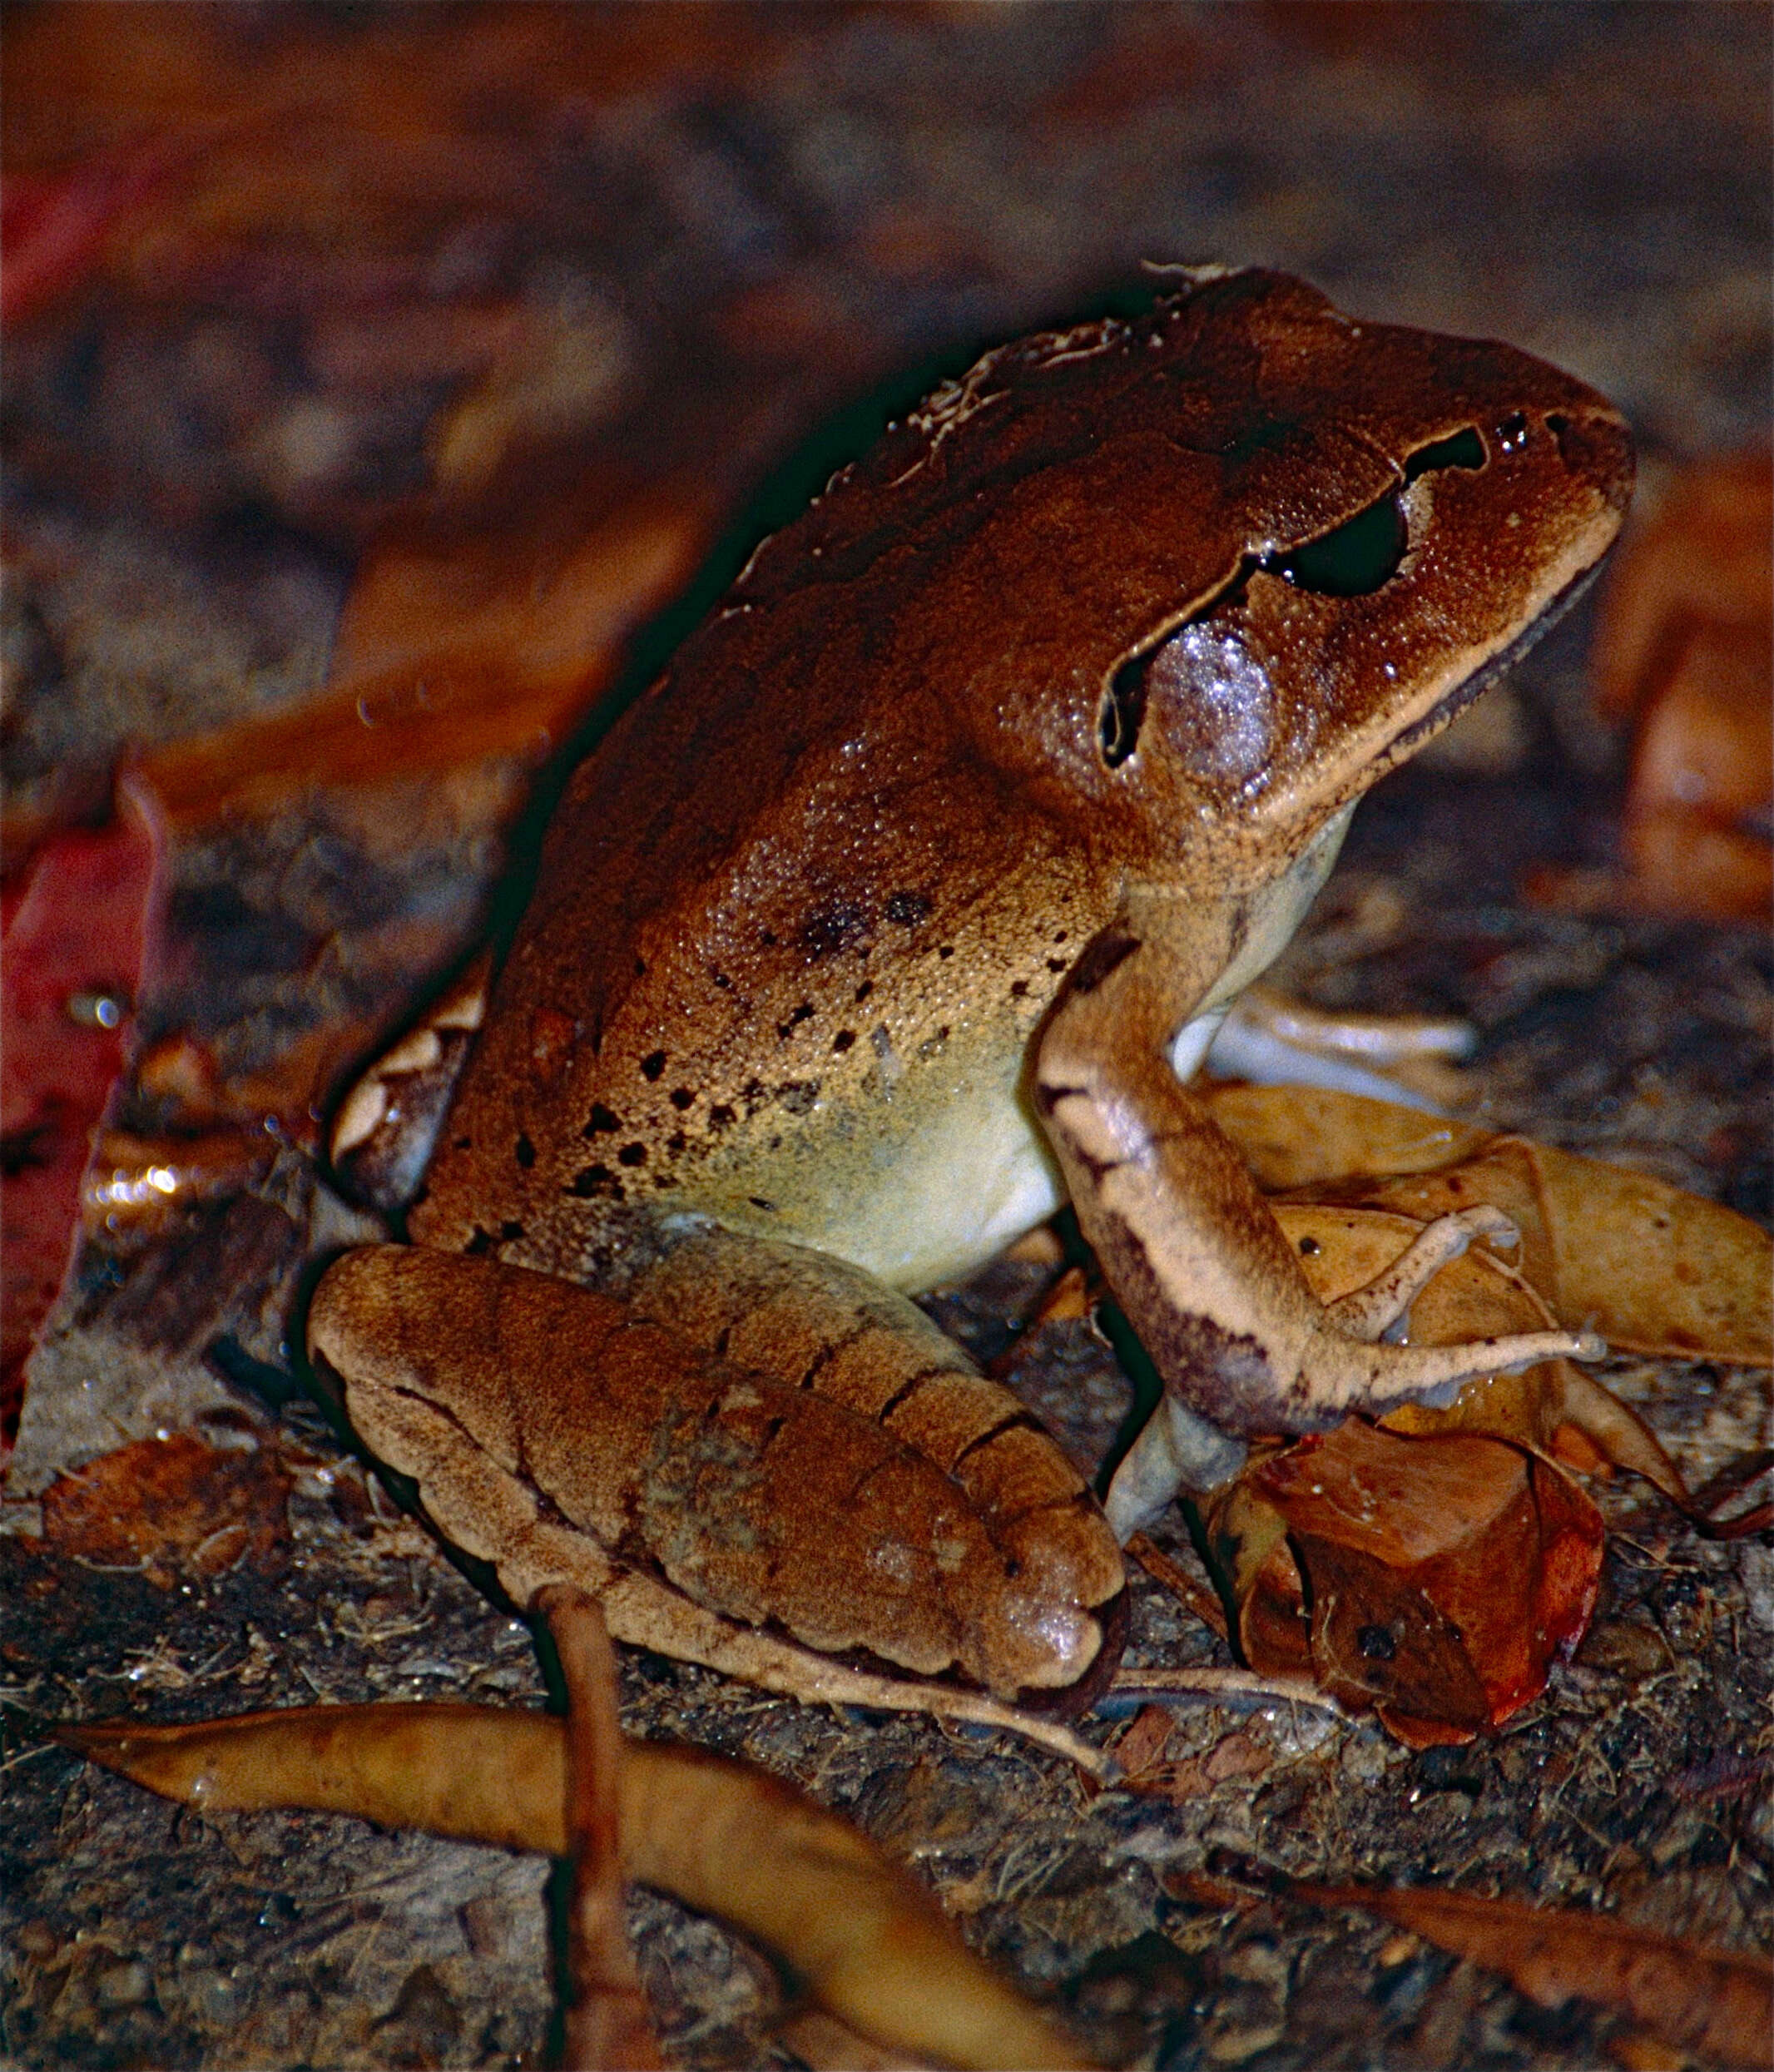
[307,267,1633,1732]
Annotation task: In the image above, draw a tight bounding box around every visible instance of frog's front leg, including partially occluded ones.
[1036,891,1604,1539]
[307,1230,1125,1722]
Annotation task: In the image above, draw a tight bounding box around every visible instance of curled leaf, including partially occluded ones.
[1204,1085,1772,1366]
[1195,1207,1618,1744]
[57,1704,1094,2071]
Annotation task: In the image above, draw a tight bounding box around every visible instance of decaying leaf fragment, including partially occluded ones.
[57,1703,1095,2071]
[1197,1207,1623,1745]
[1202,1083,1772,1366]
[40,1432,291,1588]
[1188,1872,1773,2072]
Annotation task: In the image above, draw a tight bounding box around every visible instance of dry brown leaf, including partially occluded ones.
[1283,1879,1772,2071]
[1197,1082,1487,1192]
[1542,449,1772,920]
[1188,1207,1620,1744]
[1273,1202,1692,1499]
[1220,1419,1603,1746]
[40,1434,290,1587]
[1204,1085,1772,1366]
[57,1703,1096,2071]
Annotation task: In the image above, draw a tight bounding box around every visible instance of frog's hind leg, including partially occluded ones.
[308,1232,1125,1727]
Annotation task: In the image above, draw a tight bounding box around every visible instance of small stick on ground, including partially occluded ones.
[538,1584,663,2072]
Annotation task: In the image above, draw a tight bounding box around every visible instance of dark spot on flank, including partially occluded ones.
[1047,957,1068,973]
[634,955,647,979]
[666,1131,687,1154]
[749,1196,777,1212]
[1009,979,1028,999]
[617,1142,648,1167]
[640,1050,666,1081]
[833,1029,856,1053]
[938,944,954,959]
[1299,1235,1321,1256]
[708,1103,736,1130]
[854,979,875,1003]
[583,1103,621,1136]
[800,900,871,959]
[514,1133,536,1168]
[569,1165,623,1200]
[500,1221,525,1241]
[1053,929,1068,944]
[777,1000,815,1038]
[465,1227,494,1256]
[760,928,779,947]
[712,970,731,989]
[670,1087,695,1111]
[453,1135,472,1151]
[885,890,932,926]
[778,1080,820,1115]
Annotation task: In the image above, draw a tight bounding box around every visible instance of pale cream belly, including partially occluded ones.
[668,807,1354,1294]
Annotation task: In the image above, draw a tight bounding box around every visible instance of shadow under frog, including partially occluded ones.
[309,269,1633,1728]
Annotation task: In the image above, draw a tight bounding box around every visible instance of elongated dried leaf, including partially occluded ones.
[1205,1085,1772,1365]
[57,1704,1094,2071]
[1284,1878,1772,2071]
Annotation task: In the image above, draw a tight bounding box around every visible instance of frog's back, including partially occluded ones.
[410,269,1629,1285]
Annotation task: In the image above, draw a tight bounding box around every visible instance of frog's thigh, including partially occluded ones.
[1036,909,1606,1462]
[307,1242,1122,1704]
[629,1223,1123,1628]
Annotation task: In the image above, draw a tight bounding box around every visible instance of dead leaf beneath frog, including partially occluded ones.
[1202,1083,1773,1365]
[56,1702,1096,2071]
[40,1431,291,1587]
[1193,1205,1639,1746]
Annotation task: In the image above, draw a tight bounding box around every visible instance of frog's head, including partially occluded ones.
[776,268,1633,893]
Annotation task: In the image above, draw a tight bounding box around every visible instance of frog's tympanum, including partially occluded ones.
[310,270,1633,1723]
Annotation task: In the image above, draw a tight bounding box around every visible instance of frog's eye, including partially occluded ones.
[1261,425,1487,597]
[1264,492,1405,597]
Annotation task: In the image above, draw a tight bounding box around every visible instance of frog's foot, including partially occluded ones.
[330,954,491,1211]
[1204,984,1477,1113]
[1104,1397,1247,1543]
[308,1234,1126,1713]
[1322,1202,1520,1342]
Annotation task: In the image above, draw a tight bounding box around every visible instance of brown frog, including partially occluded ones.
[309,269,1632,1731]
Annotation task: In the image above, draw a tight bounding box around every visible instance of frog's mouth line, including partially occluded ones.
[1380,552,1608,769]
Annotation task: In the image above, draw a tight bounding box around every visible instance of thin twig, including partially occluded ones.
[538,1585,664,2072]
